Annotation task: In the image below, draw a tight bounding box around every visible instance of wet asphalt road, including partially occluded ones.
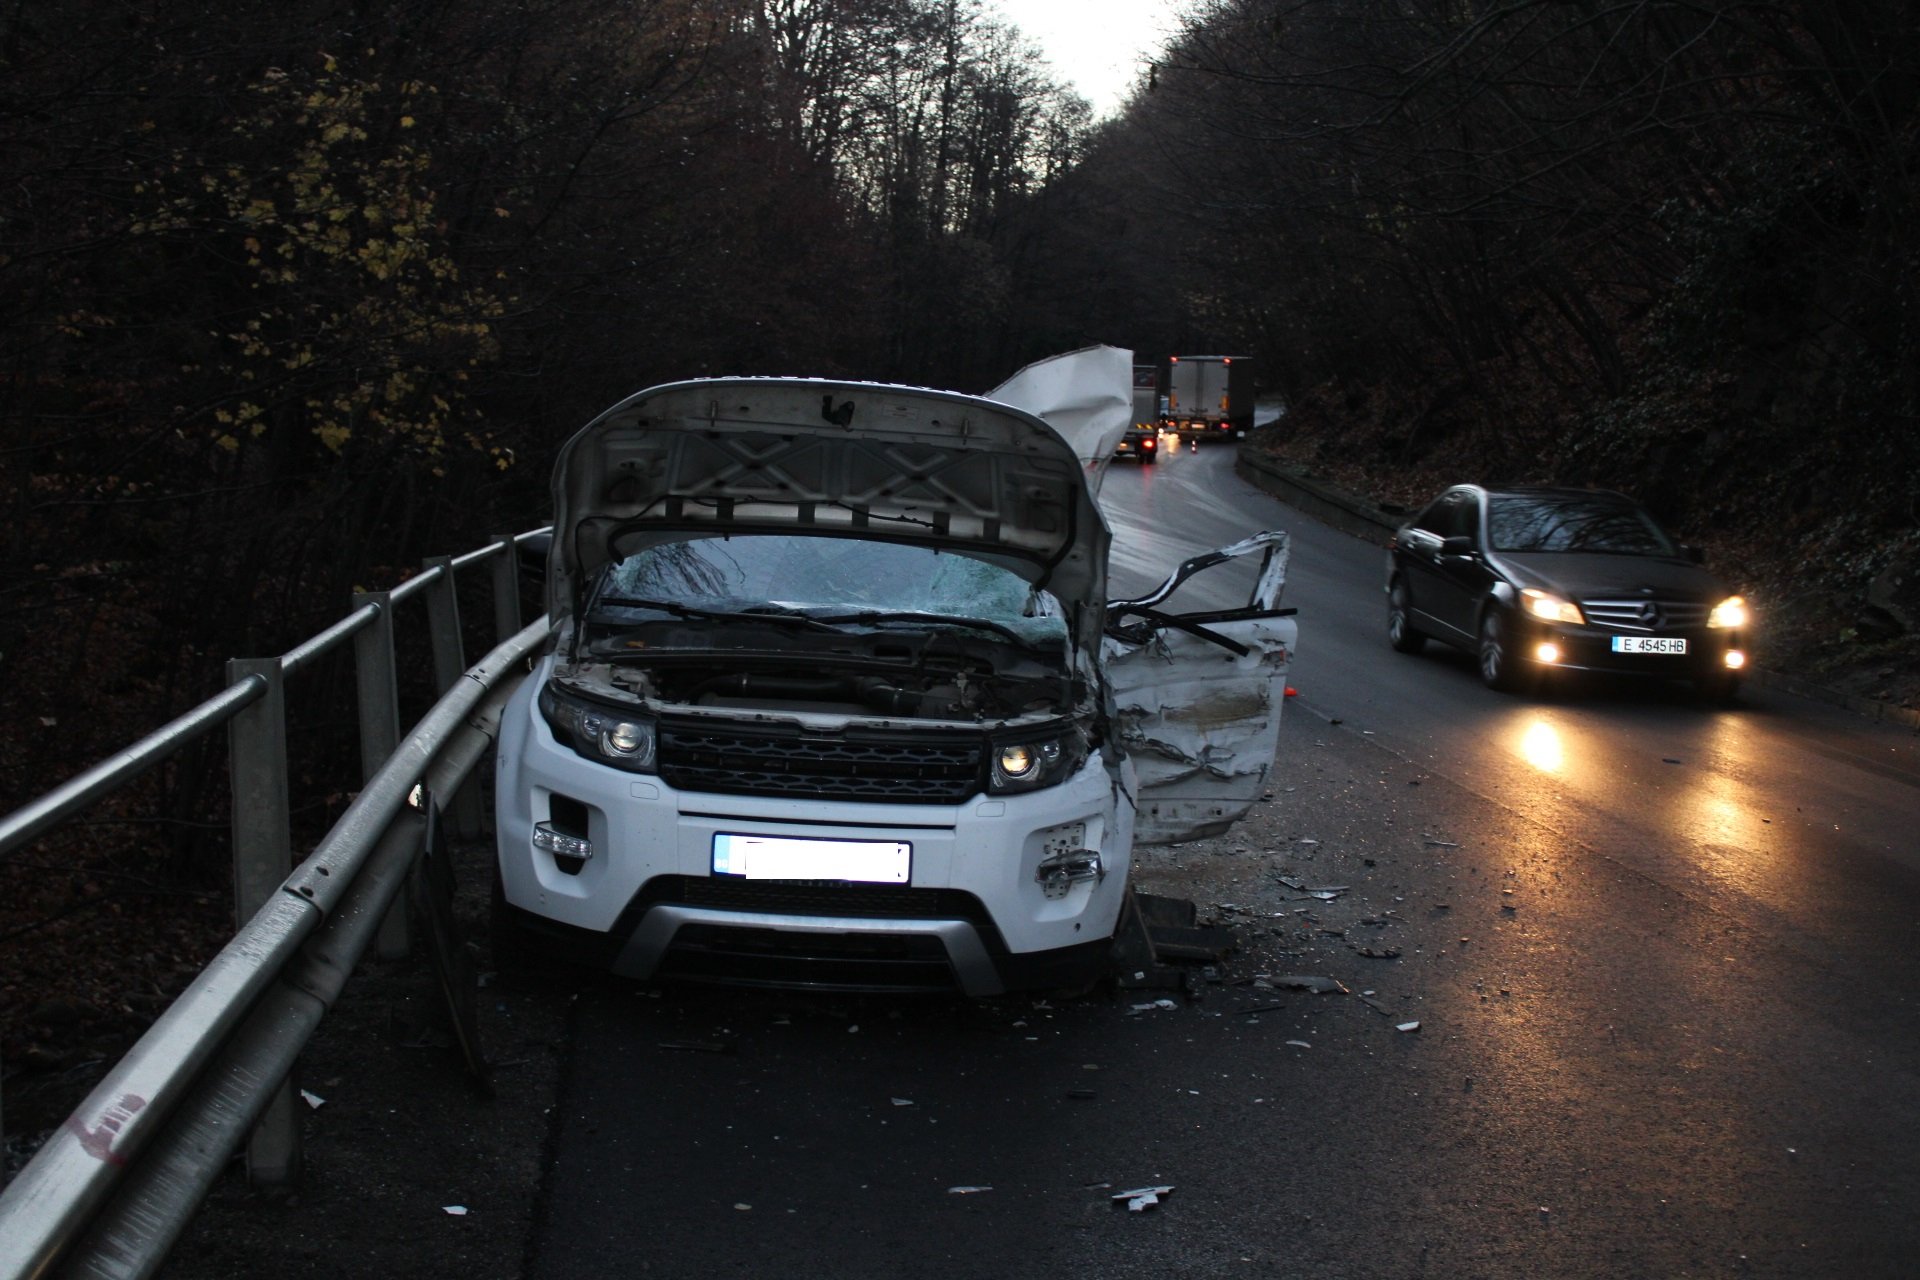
[529,446,1920,1279]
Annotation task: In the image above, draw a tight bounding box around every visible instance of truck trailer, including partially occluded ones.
[1164,355,1254,444]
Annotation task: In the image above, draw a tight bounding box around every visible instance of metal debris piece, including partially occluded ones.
[1113,1185,1175,1212]
[1130,998,1178,1013]
[1396,1021,1422,1033]
[1284,1039,1311,1049]
[1277,875,1306,891]
[1424,839,1460,848]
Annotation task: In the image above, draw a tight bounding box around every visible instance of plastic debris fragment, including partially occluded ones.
[443,1206,469,1216]
[1113,1185,1175,1212]
[1285,1039,1311,1049]
[1396,1021,1421,1033]
[948,1185,993,1195]
[300,1090,325,1110]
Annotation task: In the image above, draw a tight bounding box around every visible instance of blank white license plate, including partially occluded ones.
[711,834,910,883]
[1611,636,1687,654]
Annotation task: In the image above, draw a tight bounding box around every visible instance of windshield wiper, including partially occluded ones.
[806,609,1033,646]
[588,596,836,630]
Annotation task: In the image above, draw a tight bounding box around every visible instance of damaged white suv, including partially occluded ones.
[493,350,1297,995]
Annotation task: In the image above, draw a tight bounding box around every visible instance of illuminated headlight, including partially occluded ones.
[1521,588,1585,625]
[538,683,658,773]
[989,724,1090,794]
[1724,650,1747,670]
[1708,596,1749,629]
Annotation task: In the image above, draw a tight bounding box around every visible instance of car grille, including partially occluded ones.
[1579,597,1711,632]
[656,719,982,802]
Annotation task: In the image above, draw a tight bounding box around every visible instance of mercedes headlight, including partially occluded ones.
[1521,588,1585,625]
[1708,596,1749,629]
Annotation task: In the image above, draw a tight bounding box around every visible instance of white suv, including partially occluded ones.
[493,356,1296,994]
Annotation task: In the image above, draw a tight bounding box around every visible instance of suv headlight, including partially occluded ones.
[1708,596,1749,629]
[989,723,1090,794]
[1521,588,1585,625]
[538,683,658,773]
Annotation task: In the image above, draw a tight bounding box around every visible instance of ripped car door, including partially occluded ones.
[1102,531,1297,845]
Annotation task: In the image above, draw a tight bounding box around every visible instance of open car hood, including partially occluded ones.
[548,377,1110,624]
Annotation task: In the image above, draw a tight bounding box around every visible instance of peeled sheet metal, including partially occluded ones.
[1104,614,1296,845]
[985,344,1134,493]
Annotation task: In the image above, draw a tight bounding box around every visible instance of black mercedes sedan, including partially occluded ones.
[1385,485,1751,699]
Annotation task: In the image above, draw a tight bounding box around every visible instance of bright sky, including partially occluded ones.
[989,0,1190,120]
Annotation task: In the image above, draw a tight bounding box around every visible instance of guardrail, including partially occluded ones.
[0,531,553,1280]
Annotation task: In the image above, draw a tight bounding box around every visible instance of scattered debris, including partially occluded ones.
[1130,999,1178,1013]
[734,1203,752,1211]
[442,1206,469,1216]
[1424,839,1460,848]
[1270,975,1348,994]
[1396,1021,1422,1033]
[891,1098,915,1107]
[658,1040,734,1054]
[1284,1040,1312,1049]
[948,1185,993,1195]
[1113,1185,1175,1212]
[1067,1088,1099,1100]
[1354,947,1400,959]
[1662,758,1682,765]
[299,1090,326,1110]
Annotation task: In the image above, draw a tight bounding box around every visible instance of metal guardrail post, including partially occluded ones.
[489,534,521,643]
[352,591,409,960]
[223,657,301,1187]
[421,556,483,838]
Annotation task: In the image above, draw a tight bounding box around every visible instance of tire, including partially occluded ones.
[1387,579,1426,654]
[1477,608,1525,692]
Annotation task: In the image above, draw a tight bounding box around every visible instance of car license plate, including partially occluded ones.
[1611,636,1687,655]
[711,834,910,883]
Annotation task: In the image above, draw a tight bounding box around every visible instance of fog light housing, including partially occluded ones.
[1036,849,1103,899]
[1723,650,1747,670]
[1535,641,1562,664]
[533,821,593,870]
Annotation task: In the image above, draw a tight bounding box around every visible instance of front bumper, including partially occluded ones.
[494,682,1132,995]
[1510,615,1747,681]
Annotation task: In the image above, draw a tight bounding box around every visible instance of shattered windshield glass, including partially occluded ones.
[592,535,1068,646]
[1488,496,1676,555]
